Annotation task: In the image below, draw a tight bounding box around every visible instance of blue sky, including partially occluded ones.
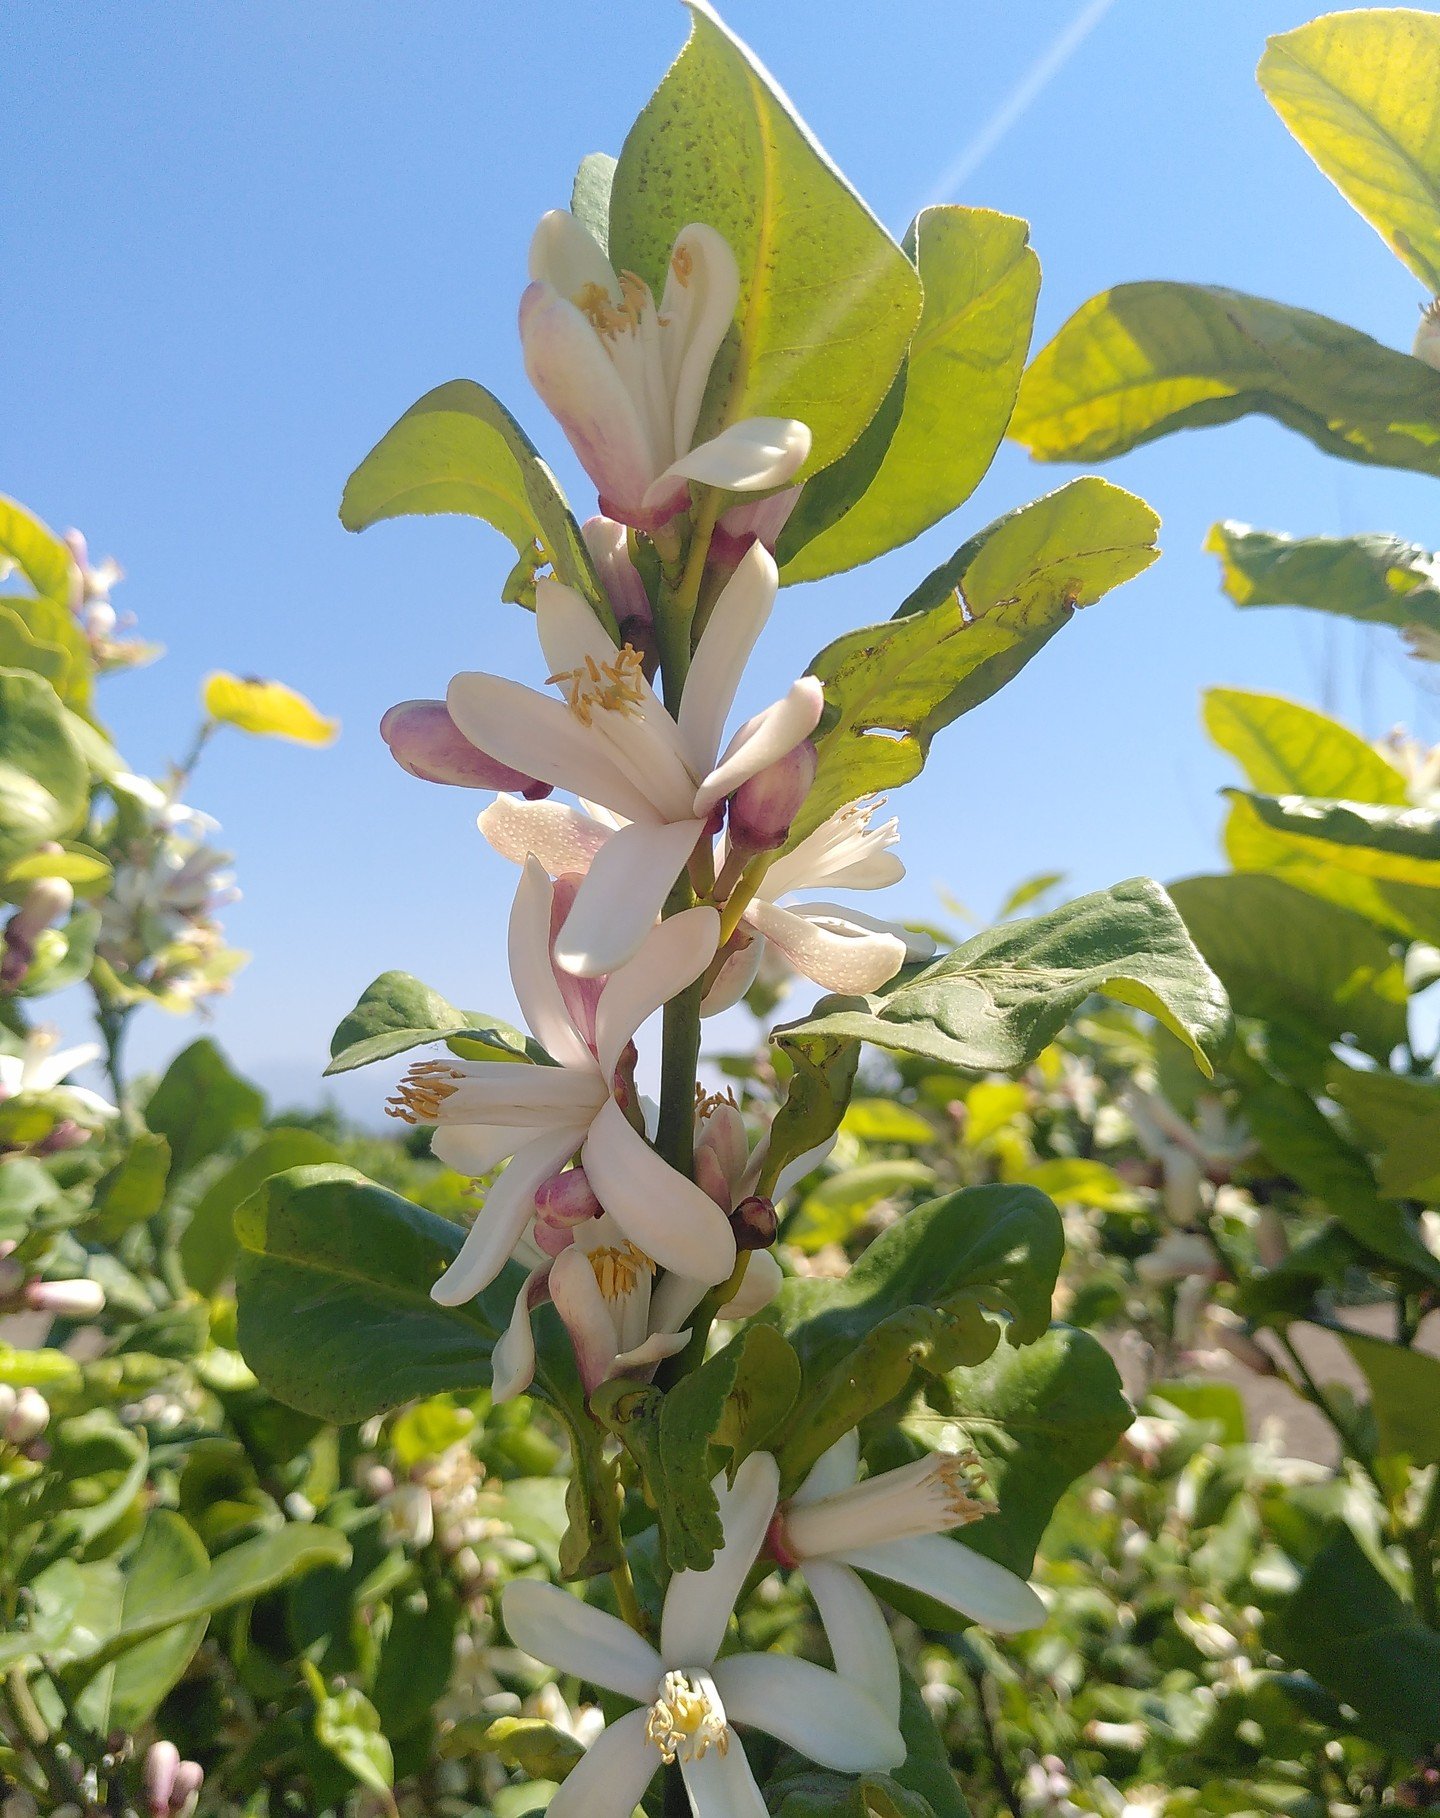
[8,0,1440,1117]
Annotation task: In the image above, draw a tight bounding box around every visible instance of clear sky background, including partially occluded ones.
[7,0,1440,1119]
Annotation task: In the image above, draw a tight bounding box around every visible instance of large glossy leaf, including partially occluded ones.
[1167,873,1407,1059]
[1011,283,1440,477]
[608,1,921,475]
[0,496,76,604]
[146,1038,265,1179]
[1227,792,1440,889]
[180,1126,342,1295]
[326,970,541,1075]
[77,1511,209,1732]
[1328,1066,1440,1200]
[0,668,90,870]
[1207,521,1440,639]
[778,878,1229,1079]
[1203,686,1409,805]
[1341,1331,1440,1465]
[1270,1524,1440,1753]
[790,479,1158,842]
[339,381,606,616]
[1259,10,1440,293]
[787,1159,935,1252]
[780,206,1039,580]
[0,594,93,709]
[902,1324,1130,1580]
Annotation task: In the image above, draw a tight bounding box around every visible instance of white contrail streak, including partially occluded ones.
[913,0,1120,215]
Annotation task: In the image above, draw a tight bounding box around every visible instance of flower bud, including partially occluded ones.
[0,1254,23,1299]
[145,1741,181,1815]
[1254,1206,1288,1271]
[534,1164,602,1228]
[727,739,818,854]
[171,1762,204,1817]
[730,1195,777,1251]
[2,1385,50,1445]
[581,516,652,627]
[380,700,552,797]
[26,1276,106,1318]
[1416,299,1440,371]
[2,875,75,987]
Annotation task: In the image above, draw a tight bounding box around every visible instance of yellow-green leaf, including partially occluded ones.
[203,672,338,746]
[1203,687,1410,804]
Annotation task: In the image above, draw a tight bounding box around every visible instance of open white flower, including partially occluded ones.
[447,543,823,977]
[502,1453,905,1818]
[769,1431,1045,1723]
[476,790,930,1012]
[390,857,735,1305]
[522,209,810,531]
[0,1028,111,1120]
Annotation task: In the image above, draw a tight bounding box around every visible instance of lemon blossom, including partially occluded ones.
[521,209,810,532]
[502,1453,905,1818]
[768,1430,1045,1724]
[446,543,823,977]
[0,1028,111,1120]
[389,858,735,1307]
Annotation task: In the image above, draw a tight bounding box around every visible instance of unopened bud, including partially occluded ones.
[26,1276,105,1318]
[380,699,552,797]
[1161,1146,1204,1226]
[2,876,74,987]
[1254,1206,1288,1271]
[727,739,818,853]
[145,1741,181,1815]
[1,1385,50,1445]
[0,1255,23,1298]
[171,1762,203,1817]
[581,517,652,626]
[1416,299,1440,371]
[730,1195,777,1251]
[534,1165,602,1228]
[36,1119,91,1154]
[709,486,803,570]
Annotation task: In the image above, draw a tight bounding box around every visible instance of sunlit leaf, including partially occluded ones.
[1207,521,1440,640]
[202,671,338,746]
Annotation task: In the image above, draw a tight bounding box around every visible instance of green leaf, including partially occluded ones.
[570,152,616,251]
[0,668,90,871]
[1203,686,1410,804]
[372,1580,462,1740]
[89,1134,170,1243]
[1341,1331,1440,1465]
[180,1127,341,1295]
[1011,283,1440,478]
[792,479,1159,841]
[339,380,607,618]
[1207,521,1440,640]
[3,843,111,891]
[0,1342,80,1390]
[234,1165,508,1421]
[840,1099,934,1145]
[27,1412,148,1563]
[755,1029,859,1199]
[894,1667,971,1818]
[0,594,93,709]
[905,1325,1130,1580]
[483,1716,585,1782]
[81,1511,209,1733]
[779,878,1229,1080]
[774,1770,939,1818]
[1259,10,1440,293]
[326,969,541,1075]
[146,1039,265,1179]
[0,602,71,698]
[788,1159,935,1252]
[1270,1524,1440,1753]
[1167,873,1407,1059]
[1328,1066,1440,1201]
[780,206,1039,580]
[608,1,922,476]
[308,1669,394,1795]
[1227,791,1440,890]
[767,1184,1063,1480]
[0,496,76,604]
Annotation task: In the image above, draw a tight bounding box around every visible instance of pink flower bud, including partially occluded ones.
[534,1165,602,1228]
[26,1276,105,1318]
[710,485,803,570]
[730,1195,777,1251]
[581,517,652,628]
[380,700,552,797]
[2,1385,50,1445]
[36,1119,92,1154]
[532,1216,577,1259]
[171,1761,204,1816]
[726,739,818,853]
[2,876,75,987]
[145,1741,181,1815]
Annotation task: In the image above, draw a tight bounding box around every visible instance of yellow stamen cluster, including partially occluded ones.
[572,271,654,339]
[670,242,694,287]
[548,644,647,726]
[693,1083,739,1123]
[386,1061,462,1126]
[933,1448,991,1527]
[589,1241,655,1302]
[645,1672,729,1765]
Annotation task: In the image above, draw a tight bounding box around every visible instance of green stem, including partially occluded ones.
[94,996,133,1128]
[656,976,703,1178]
[652,490,720,713]
[609,1559,645,1634]
[1279,1329,1386,1500]
[1408,1467,1440,1628]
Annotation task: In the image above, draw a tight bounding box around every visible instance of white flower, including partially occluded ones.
[1405,623,1440,664]
[0,1028,111,1120]
[521,210,810,532]
[391,857,735,1307]
[447,544,822,976]
[1414,297,1440,372]
[502,1453,905,1818]
[771,1432,1044,1723]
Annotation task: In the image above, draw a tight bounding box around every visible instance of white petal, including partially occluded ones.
[431,1128,583,1303]
[699,932,763,1017]
[769,1133,839,1205]
[447,671,660,826]
[30,1042,102,1091]
[657,416,812,497]
[508,856,594,1069]
[548,1244,622,1393]
[491,1264,548,1403]
[501,1579,661,1703]
[679,1737,768,1818]
[556,821,710,979]
[746,899,906,996]
[837,1533,1047,1633]
[528,209,620,300]
[648,1271,709,1336]
[479,794,613,877]
[520,282,658,516]
[719,1249,781,1319]
[611,1327,691,1378]
[792,1431,861,1507]
[547,1708,657,1818]
[658,223,741,457]
[694,677,825,817]
[438,1065,604,1123]
[803,1560,901,1724]
[709,1653,905,1773]
[426,1122,529,1176]
[583,1100,737,1284]
[677,544,777,778]
[661,1452,779,1666]
[594,905,722,1076]
[535,575,631,686]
